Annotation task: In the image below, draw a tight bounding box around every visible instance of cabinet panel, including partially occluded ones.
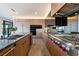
[3,47,15,56]
[0,34,31,56]
[0,45,14,56]
[46,38,68,56]
[14,34,31,56]
[14,39,25,56]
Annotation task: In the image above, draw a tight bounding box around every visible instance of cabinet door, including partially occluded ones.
[22,36,30,55]
[14,34,31,56]
[46,39,54,55]
[14,42,24,56]
[25,36,31,55]
[20,42,27,56]
[14,38,27,56]
[3,47,15,56]
[21,43,27,55]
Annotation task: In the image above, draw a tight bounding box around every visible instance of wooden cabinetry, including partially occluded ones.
[14,38,25,56]
[3,47,15,56]
[46,38,68,56]
[14,34,31,56]
[46,39,53,55]
[24,35,30,55]
[0,34,31,56]
[0,44,15,56]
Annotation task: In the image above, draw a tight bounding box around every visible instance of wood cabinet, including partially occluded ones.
[14,38,25,56]
[0,34,31,56]
[0,44,15,56]
[14,34,31,56]
[24,36,30,55]
[46,37,68,56]
[3,47,15,56]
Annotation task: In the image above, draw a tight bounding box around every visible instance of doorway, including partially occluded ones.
[30,25,42,35]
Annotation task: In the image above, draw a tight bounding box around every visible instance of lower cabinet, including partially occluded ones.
[46,38,68,56]
[3,47,15,56]
[0,44,15,56]
[14,34,31,56]
[0,34,31,56]
[46,39,54,55]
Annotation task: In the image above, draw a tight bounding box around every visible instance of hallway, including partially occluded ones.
[28,36,50,56]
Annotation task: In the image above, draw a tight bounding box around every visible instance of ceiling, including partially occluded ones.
[1,3,78,20]
[51,3,65,16]
[53,3,79,17]
[0,3,51,19]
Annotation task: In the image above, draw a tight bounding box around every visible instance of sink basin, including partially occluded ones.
[7,37,18,40]
[0,35,23,40]
[7,35,23,40]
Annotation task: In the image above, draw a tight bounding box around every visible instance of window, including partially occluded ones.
[3,21,13,37]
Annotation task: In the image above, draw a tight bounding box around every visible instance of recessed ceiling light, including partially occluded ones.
[75,13,78,15]
[35,11,38,15]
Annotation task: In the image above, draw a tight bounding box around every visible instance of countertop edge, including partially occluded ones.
[0,33,30,51]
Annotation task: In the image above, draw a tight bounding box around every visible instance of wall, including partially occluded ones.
[45,19,57,33]
[77,15,79,32]
[45,17,78,34]
[64,16,78,33]
[13,19,30,34]
[30,19,45,37]
[13,19,45,35]
[45,19,55,26]
[14,16,79,34]
[0,19,3,37]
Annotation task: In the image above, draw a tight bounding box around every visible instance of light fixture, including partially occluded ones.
[56,13,64,16]
[34,11,38,15]
[10,8,16,12]
[75,13,78,15]
[10,8,18,14]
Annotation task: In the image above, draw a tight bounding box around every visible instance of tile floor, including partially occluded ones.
[28,36,50,56]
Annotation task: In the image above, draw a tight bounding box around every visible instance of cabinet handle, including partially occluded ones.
[3,47,15,56]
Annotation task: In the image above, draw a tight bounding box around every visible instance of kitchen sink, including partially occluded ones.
[7,35,23,40]
[0,35,23,40]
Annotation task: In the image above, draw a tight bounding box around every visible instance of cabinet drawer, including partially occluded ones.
[0,44,14,56]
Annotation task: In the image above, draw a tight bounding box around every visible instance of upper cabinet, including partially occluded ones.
[45,19,55,27]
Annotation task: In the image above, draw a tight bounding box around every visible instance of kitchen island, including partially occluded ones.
[46,33,78,56]
[0,33,32,56]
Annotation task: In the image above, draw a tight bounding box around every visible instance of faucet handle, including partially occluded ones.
[1,35,3,39]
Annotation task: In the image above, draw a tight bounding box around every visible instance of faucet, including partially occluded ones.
[1,35,5,39]
[1,35,3,39]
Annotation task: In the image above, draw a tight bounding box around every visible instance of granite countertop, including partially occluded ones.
[48,33,79,47]
[0,33,29,51]
[48,33,79,45]
[0,39,16,51]
[48,33,79,56]
[55,34,79,45]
